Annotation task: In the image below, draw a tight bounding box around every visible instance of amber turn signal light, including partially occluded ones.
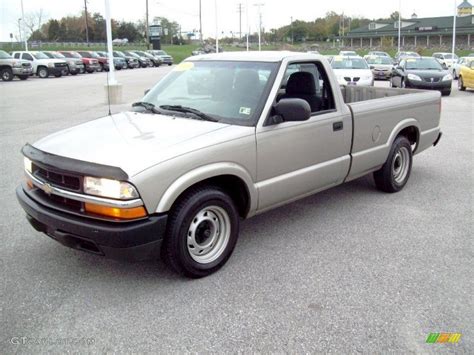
[84,202,147,220]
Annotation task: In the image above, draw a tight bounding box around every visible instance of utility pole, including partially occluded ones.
[199,0,203,42]
[20,0,27,50]
[246,0,249,50]
[18,18,22,45]
[84,0,90,46]
[146,0,149,49]
[254,3,264,51]
[237,3,243,40]
[341,12,344,47]
[452,0,457,60]
[215,0,219,52]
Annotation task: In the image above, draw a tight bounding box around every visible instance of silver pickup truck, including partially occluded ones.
[17,52,442,278]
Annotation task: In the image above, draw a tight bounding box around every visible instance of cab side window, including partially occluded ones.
[14,53,20,59]
[278,62,335,114]
[22,53,33,61]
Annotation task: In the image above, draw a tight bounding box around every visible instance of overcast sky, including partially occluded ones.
[0,0,462,41]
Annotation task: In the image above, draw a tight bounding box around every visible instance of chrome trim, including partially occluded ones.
[26,170,143,208]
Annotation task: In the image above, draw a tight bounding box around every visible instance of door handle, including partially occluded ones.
[333,121,343,131]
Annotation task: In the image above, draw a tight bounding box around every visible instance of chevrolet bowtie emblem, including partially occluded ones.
[42,183,53,195]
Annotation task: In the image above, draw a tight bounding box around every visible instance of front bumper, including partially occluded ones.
[406,79,451,91]
[372,70,391,79]
[16,186,167,261]
[85,63,100,72]
[13,67,33,76]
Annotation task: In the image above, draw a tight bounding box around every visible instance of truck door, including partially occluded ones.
[255,61,351,211]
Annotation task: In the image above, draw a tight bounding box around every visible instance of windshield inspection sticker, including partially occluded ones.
[239,107,251,115]
[173,62,194,71]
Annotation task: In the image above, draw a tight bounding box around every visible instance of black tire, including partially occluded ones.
[70,71,77,76]
[168,63,172,66]
[18,75,29,80]
[37,66,49,78]
[163,186,240,278]
[373,135,413,193]
[442,89,451,96]
[458,76,466,91]
[54,73,62,78]
[1,68,14,81]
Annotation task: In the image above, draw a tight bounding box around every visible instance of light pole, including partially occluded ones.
[146,0,149,49]
[215,0,219,52]
[452,0,457,60]
[199,0,203,42]
[254,3,264,51]
[104,0,122,104]
[20,0,28,50]
[18,18,22,45]
[246,0,249,51]
[290,16,293,44]
[397,0,402,53]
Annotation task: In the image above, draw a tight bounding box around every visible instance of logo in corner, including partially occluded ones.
[42,183,53,195]
[426,333,462,344]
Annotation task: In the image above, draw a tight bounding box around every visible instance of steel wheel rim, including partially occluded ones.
[187,205,231,264]
[39,69,47,77]
[392,146,410,184]
[2,71,10,80]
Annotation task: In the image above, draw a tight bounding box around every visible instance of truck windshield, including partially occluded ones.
[141,60,278,126]
[32,52,49,59]
[331,57,369,70]
[405,58,443,70]
[0,50,11,59]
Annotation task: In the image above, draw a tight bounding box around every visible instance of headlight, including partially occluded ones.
[48,62,55,67]
[442,74,453,81]
[68,61,76,67]
[407,73,422,81]
[83,176,139,200]
[23,157,32,173]
[12,61,23,68]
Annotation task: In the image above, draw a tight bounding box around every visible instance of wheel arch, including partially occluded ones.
[156,163,257,218]
[388,119,420,153]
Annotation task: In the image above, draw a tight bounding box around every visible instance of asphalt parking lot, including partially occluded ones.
[1,67,472,353]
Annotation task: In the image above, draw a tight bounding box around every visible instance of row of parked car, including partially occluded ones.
[326,50,474,95]
[0,49,174,81]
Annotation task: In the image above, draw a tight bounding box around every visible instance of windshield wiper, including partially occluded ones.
[159,105,219,122]
[132,101,162,114]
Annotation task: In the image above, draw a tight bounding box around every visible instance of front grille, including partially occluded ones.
[353,77,360,82]
[344,77,351,82]
[22,63,31,67]
[424,77,440,83]
[54,63,67,68]
[33,164,81,191]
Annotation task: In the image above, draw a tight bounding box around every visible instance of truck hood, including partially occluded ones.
[32,112,249,177]
[333,69,373,78]
[36,58,66,65]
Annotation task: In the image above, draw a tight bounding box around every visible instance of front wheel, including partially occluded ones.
[458,76,466,91]
[1,68,14,81]
[18,75,29,80]
[163,186,240,278]
[373,136,413,193]
[37,67,49,78]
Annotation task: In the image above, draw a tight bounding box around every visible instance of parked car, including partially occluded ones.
[16,51,442,277]
[391,57,452,96]
[60,51,100,73]
[77,51,108,72]
[432,52,458,69]
[112,38,128,46]
[365,55,394,80]
[147,50,174,65]
[458,59,474,91]
[0,50,32,81]
[113,51,140,69]
[394,51,420,64]
[367,51,391,58]
[451,57,473,79]
[11,51,67,78]
[331,55,374,86]
[306,50,320,55]
[95,51,127,70]
[133,50,162,67]
[122,51,151,68]
[339,50,358,56]
[42,51,84,75]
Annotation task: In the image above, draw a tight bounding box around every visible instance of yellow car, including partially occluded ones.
[458,59,474,91]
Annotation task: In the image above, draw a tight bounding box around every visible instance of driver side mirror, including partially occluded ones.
[271,98,311,124]
[441,63,448,70]
[144,89,150,95]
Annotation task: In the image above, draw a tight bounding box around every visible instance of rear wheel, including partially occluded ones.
[37,66,49,78]
[54,72,62,78]
[374,136,413,193]
[163,186,240,278]
[458,76,466,91]
[1,68,14,81]
[18,75,29,80]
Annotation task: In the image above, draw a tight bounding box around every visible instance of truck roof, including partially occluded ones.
[188,51,323,63]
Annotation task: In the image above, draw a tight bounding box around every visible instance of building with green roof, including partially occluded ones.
[344,14,474,50]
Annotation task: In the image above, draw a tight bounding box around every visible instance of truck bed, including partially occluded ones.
[341,86,442,182]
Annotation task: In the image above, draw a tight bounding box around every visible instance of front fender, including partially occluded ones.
[155,162,258,215]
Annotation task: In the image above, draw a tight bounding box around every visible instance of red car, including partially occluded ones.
[77,51,109,72]
[60,51,100,73]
